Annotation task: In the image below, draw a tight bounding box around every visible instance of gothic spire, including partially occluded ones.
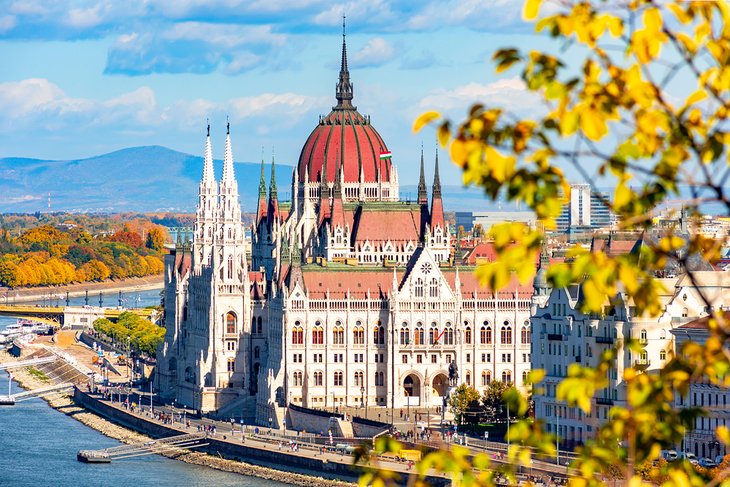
[334,15,355,110]
[269,151,278,198]
[222,118,235,183]
[258,150,266,198]
[432,146,442,199]
[202,120,215,185]
[418,144,428,204]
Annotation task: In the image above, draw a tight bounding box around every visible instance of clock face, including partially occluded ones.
[421,262,432,274]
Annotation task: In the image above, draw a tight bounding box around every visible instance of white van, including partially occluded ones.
[661,450,678,461]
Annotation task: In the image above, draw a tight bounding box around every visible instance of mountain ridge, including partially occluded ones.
[0,146,289,213]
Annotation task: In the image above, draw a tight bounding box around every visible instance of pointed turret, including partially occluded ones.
[334,16,355,110]
[222,119,235,183]
[194,122,217,262]
[267,153,280,227]
[418,145,428,205]
[202,122,215,185]
[430,148,445,230]
[255,152,268,227]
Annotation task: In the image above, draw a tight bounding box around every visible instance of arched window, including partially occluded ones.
[640,329,648,343]
[415,323,424,345]
[373,324,384,345]
[227,255,233,279]
[481,370,491,386]
[522,370,529,384]
[292,322,303,344]
[640,350,648,363]
[480,323,492,344]
[354,371,364,387]
[353,325,364,345]
[314,371,323,386]
[333,323,345,345]
[501,322,512,345]
[293,371,303,386]
[254,346,260,359]
[502,370,512,384]
[312,324,324,344]
[415,278,424,298]
[334,371,343,386]
[257,316,263,334]
[465,371,471,386]
[429,278,439,298]
[375,371,384,386]
[429,323,439,345]
[400,325,410,345]
[226,312,237,334]
[521,326,530,344]
[465,326,472,345]
[227,358,235,372]
[660,349,667,361]
[444,323,454,345]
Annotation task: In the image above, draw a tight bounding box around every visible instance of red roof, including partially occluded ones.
[298,109,392,184]
[462,242,541,266]
[430,194,445,230]
[298,266,533,300]
[352,206,422,244]
[677,311,730,330]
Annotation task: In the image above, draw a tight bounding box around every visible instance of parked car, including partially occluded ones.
[680,452,699,465]
[700,458,717,468]
[661,450,678,461]
[715,455,727,465]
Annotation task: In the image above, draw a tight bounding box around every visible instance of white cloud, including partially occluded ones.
[0,78,324,134]
[408,0,523,31]
[313,0,395,27]
[351,37,395,68]
[0,15,17,33]
[162,22,286,49]
[65,5,105,29]
[419,77,540,112]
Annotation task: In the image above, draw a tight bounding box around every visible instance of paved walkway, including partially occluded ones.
[91,387,571,482]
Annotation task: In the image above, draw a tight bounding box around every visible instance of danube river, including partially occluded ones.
[0,289,287,487]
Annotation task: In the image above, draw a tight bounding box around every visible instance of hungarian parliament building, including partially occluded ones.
[155,32,534,426]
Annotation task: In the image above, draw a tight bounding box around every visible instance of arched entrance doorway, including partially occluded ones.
[403,374,421,406]
[432,373,449,398]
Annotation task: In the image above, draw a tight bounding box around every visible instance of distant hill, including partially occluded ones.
[0,146,289,213]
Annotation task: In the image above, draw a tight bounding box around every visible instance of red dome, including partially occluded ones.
[297,108,392,184]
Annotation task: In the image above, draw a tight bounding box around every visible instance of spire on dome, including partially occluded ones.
[418,144,428,205]
[222,117,235,183]
[334,15,355,110]
[432,146,442,199]
[202,120,215,185]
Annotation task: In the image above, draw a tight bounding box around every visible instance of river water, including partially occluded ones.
[0,289,287,487]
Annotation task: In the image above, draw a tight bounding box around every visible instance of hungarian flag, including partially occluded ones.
[379,150,392,160]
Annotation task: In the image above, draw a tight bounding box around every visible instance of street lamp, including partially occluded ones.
[360,385,365,410]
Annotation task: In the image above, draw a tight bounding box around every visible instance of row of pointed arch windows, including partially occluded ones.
[291,320,385,346]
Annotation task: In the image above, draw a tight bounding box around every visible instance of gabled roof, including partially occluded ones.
[351,203,423,244]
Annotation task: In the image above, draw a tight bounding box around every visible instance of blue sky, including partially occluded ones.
[0,0,552,186]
